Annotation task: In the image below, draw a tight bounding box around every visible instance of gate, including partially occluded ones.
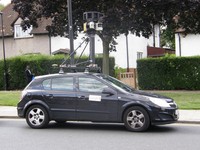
[119,69,137,89]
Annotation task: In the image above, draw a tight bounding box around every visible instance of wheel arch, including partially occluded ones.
[23,100,51,119]
[121,102,152,123]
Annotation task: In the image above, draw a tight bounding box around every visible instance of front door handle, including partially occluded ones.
[78,95,85,100]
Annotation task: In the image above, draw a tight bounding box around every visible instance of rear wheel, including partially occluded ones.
[26,105,49,129]
[123,106,150,132]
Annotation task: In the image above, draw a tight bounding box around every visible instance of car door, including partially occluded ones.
[42,76,76,120]
[76,76,118,122]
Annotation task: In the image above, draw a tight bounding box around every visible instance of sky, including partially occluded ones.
[0,0,11,6]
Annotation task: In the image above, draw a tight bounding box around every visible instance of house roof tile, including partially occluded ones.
[31,18,51,34]
[0,3,18,37]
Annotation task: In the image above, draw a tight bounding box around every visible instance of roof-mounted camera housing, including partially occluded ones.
[83,11,103,22]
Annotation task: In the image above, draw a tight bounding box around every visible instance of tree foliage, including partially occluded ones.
[161,26,175,49]
[12,0,200,73]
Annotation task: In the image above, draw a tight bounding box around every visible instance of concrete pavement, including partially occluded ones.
[0,106,18,118]
[0,106,200,124]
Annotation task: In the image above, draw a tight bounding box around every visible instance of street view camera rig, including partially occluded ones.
[58,11,103,73]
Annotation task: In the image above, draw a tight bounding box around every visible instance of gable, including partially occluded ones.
[14,18,33,39]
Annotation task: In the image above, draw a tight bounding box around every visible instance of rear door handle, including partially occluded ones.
[46,94,54,99]
[27,93,32,99]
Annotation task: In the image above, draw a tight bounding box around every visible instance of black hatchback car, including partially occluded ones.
[17,72,179,132]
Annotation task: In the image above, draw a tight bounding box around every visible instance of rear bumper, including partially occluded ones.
[17,107,25,118]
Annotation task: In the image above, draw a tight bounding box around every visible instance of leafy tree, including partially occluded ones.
[161,26,175,49]
[131,0,200,36]
[12,0,200,74]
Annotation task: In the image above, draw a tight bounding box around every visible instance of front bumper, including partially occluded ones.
[151,108,179,125]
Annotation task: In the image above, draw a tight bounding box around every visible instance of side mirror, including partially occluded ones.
[102,87,115,96]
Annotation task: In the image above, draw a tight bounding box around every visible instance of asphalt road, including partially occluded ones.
[0,119,200,150]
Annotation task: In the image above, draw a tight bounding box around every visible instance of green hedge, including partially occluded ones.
[137,56,200,90]
[0,54,115,90]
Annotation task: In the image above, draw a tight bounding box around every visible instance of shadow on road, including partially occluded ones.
[48,121,126,131]
[147,125,177,133]
[45,121,176,133]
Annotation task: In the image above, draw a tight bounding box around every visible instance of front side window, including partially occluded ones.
[14,24,33,38]
[97,75,135,93]
[42,77,74,91]
[78,77,108,93]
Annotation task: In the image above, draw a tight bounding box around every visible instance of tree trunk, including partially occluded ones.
[102,40,110,75]
[97,33,112,75]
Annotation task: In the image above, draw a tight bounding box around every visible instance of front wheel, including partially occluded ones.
[123,106,150,132]
[26,105,49,129]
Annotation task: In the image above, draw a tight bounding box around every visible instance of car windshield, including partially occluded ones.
[97,74,135,93]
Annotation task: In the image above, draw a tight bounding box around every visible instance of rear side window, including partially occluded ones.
[27,80,42,90]
[43,79,51,90]
[42,77,74,91]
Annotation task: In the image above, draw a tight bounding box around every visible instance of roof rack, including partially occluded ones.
[55,34,102,74]
[59,63,101,74]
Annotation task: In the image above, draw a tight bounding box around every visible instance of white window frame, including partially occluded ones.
[137,52,143,60]
[14,24,33,39]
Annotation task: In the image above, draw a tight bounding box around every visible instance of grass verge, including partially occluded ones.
[154,91,200,110]
[0,91,21,106]
[0,90,200,110]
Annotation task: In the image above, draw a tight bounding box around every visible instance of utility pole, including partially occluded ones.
[0,12,8,90]
[126,34,129,72]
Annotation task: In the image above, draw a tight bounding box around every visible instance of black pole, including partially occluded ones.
[67,0,74,65]
[0,12,8,90]
[48,31,52,55]
[153,24,155,47]
[178,33,181,56]
[89,31,95,64]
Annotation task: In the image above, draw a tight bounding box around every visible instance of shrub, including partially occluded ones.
[0,54,115,90]
[114,66,127,78]
[137,56,200,90]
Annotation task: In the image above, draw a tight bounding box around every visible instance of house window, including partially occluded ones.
[14,24,33,38]
[137,52,143,59]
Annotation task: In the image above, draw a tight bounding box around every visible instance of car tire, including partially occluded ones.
[26,105,49,129]
[123,106,150,132]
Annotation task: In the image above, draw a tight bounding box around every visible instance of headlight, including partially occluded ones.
[148,97,171,108]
